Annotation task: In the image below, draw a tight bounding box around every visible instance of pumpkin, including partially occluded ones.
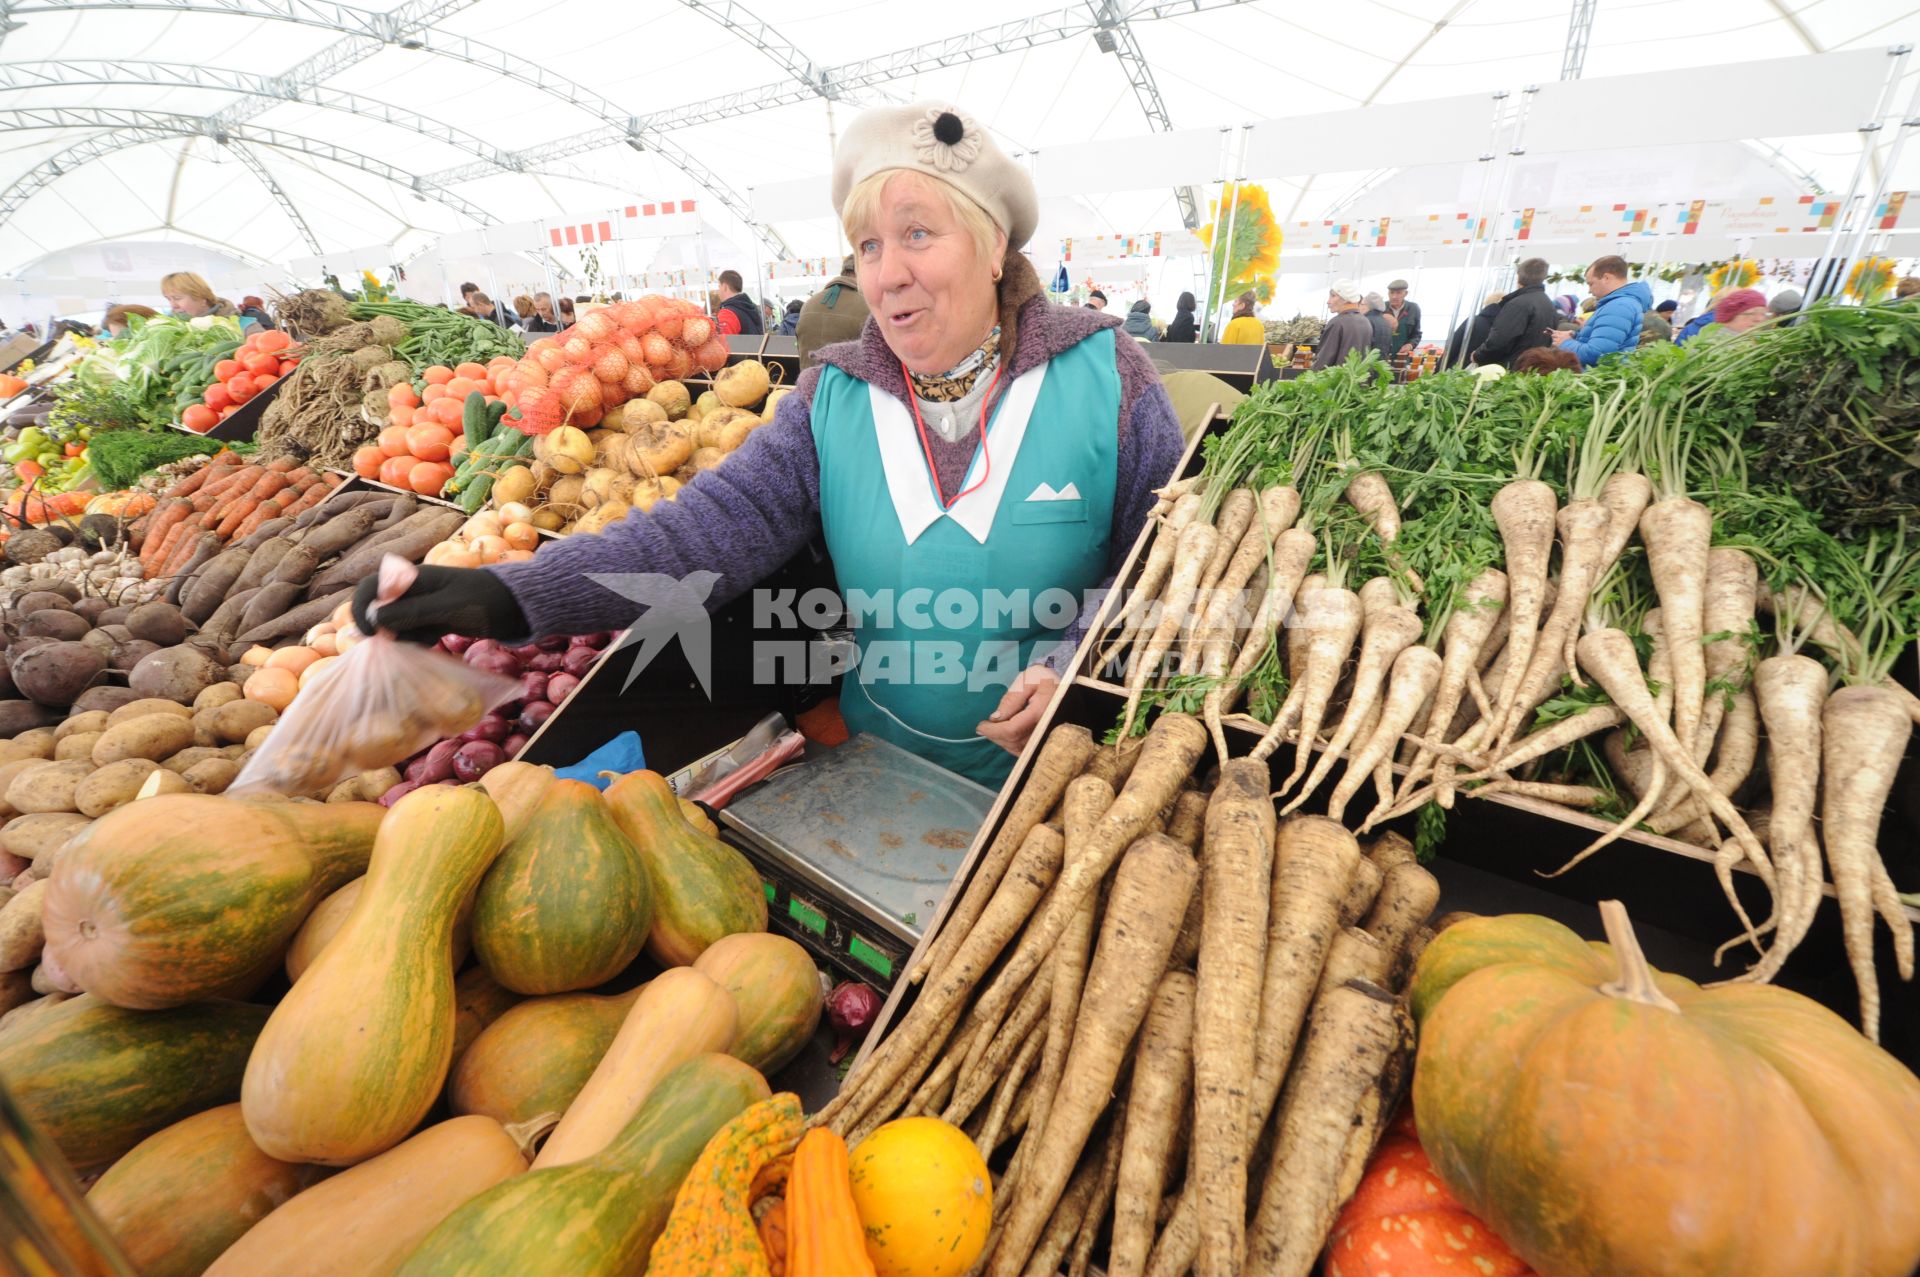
[534,966,738,1169]
[0,993,269,1171]
[1413,901,1920,1277]
[477,760,555,843]
[87,1103,328,1277]
[449,964,525,1071]
[43,796,385,1009]
[602,769,767,965]
[450,982,646,1131]
[787,1127,877,1277]
[285,875,475,983]
[205,1116,527,1277]
[241,786,506,1165]
[693,932,824,1074]
[1323,1111,1533,1277]
[648,1092,806,1276]
[471,778,654,994]
[395,1054,770,1276]
[846,1118,989,1277]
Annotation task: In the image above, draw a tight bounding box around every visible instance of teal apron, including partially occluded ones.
[812,330,1119,786]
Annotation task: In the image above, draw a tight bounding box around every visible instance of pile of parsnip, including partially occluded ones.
[1098,329,1919,1041]
[819,713,1439,1277]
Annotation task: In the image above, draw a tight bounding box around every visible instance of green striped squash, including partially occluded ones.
[449,983,646,1131]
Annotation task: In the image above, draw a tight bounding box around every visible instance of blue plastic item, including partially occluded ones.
[554,730,645,789]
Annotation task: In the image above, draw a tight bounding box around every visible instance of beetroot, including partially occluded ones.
[562,645,599,677]
[452,740,506,782]
[546,672,581,703]
[519,672,548,704]
[503,732,530,756]
[525,650,565,674]
[515,701,554,734]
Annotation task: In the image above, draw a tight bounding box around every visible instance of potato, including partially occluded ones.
[55,711,111,741]
[0,813,90,868]
[0,759,44,819]
[181,758,239,795]
[193,682,243,711]
[7,761,91,814]
[325,767,401,803]
[212,700,278,745]
[107,698,195,727]
[92,715,196,767]
[54,732,103,762]
[0,879,45,971]
[223,743,250,760]
[0,738,47,766]
[11,729,54,759]
[75,759,161,818]
[161,746,227,774]
[0,970,31,1019]
[136,769,193,800]
[245,725,275,752]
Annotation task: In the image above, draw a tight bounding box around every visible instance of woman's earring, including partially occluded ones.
[992,267,1003,282]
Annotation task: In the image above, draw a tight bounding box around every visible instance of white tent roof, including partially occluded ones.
[0,0,1915,293]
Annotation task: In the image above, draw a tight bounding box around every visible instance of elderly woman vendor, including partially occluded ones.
[358,103,1185,785]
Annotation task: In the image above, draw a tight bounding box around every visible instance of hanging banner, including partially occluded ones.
[1678,195,1844,238]
[544,200,700,249]
[1376,212,1487,248]
[1061,231,1207,262]
[1285,220,1360,251]
[1870,191,1916,231]
[1513,204,1656,242]
[764,258,839,281]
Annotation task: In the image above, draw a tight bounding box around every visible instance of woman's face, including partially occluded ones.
[165,291,208,317]
[1726,307,1768,334]
[854,172,1005,375]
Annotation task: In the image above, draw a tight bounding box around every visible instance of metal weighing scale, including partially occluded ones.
[713,733,996,990]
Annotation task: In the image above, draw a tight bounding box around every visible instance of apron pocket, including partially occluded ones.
[1010,498,1086,525]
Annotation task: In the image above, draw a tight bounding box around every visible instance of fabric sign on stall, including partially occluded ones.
[1513,205,1655,242]
[1678,195,1845,238]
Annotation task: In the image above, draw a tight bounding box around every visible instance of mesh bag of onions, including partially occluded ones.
[229,556,520,797]
[506,295,727,435]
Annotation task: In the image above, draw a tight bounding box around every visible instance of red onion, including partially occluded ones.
[403,753,431,784]
[452,740,507,782]
[516,700,555,733]
[536,634,569,652]
[545,672,581,703]
[519,672,549,704]
[509,642,545,663]
[580,631,614,647]
[502,732,530,756]
[417,739,462,784]
[526,650,565,674]
[472,712,512,743]
[442,634,476,656]
[826,981,881,1064]
[466,648,520,679]
[463,639,507,666]
[562,645,599,677]
[380,778,422,807]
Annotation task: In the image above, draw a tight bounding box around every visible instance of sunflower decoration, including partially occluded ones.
[1198,182,1282,305]
[1706,259,1759,294]
[356,270,392,304]
[1845,255,1896,303]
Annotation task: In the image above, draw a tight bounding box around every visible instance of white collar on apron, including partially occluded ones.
[868,360,1049,547]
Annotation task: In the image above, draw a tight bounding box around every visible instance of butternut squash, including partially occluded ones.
[603,770,766,966]
[477,760,556,843]
[395,1055,769,1277]
[449,964,523,1070]
[241,786,506,1166]
[43,796,384,1009]
[284,876,475,983]
[694,933,824,1075]
[450,983,646,1131]
[88,1104,328,1277]
[205,1116,526,1277]
[533,966,737,1169]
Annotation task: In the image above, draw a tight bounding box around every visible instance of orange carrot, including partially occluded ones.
[215,498,263,540]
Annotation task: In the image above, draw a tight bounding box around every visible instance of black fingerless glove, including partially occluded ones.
[351,566,529,646]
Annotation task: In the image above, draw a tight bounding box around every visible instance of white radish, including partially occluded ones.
[1120,520,1218,738]
[1253,586,1362,770]
[1203,526,1314,759]
[1498,497,1610,748]
[1742,654,1827,985]
[1638,496,1715,759]
[1283,599,1422,810]
[1482,479,1558,750]
[1819,684,1913,1042]
[1395,568,1507,804]
[1339,644,1442,825]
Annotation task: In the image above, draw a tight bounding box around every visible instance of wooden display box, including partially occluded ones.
[857,406,1920,1072]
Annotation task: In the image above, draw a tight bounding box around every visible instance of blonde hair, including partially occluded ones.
[159,272,216,305]
[841,169,1003,267]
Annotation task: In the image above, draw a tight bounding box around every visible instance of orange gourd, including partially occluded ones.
[786,1128,876,1277]
[846,1118,990,1277]
[1414,902,1920,1277]
[647,1092,805,1276]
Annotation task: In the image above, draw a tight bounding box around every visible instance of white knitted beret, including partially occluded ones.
[831,102,1039,249]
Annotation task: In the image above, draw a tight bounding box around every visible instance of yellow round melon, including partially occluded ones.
[848,1117,990,1277]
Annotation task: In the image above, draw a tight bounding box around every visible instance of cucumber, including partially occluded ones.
[461,392,489,452]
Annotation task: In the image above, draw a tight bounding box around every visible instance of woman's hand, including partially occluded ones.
[351,565,528,646]
[977,665,1061,757]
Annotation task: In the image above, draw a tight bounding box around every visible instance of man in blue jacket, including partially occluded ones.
[1550,256,1650,367]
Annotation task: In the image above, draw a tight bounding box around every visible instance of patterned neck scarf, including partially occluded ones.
[907,325,1001,403]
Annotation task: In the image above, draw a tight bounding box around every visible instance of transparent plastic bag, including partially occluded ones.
[230,555,521,797]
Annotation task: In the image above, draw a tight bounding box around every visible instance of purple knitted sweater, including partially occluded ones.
[487,296,1186,673]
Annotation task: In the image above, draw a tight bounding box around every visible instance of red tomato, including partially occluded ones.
[387,382,420,408]
[443,376,480,399]
[224,375,256,404]
[408,460,455,496]
[14,459,43,480]
[62,442,84,458]
[277,359,298,377]
[213,359,241,382]
[422,365,454,385]
[420,383,450,404]
[405,423,453,463]
[180,406,216,432]
[220,405,238,419]
[242,352,277,377]
[377,454,416,488]
[203,383,233,411]
[351,445,386,479]
[454,362,488,381]
[427,396,464,428]
[388,404,416,430]
[256,329,292,352]
[376,424,412,457]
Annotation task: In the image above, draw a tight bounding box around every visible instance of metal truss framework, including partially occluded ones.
[0,111,498,226]
[1560,0,1597,81]
[229,139,322,252]
[0,0,1251,258]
